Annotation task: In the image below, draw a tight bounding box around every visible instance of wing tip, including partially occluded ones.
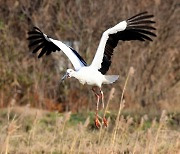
[127,11,155,23]
[127,11,148,20]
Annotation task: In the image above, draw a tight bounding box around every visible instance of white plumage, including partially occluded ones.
[91,21,127,69]
[49,39,85,71]
[28,11,156,128]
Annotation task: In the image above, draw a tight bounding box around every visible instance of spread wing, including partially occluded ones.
[90,12,156,74]
[28,27,87,71]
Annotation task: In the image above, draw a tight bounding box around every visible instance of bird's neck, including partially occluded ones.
[71,71,79,79]
[71,71,84,83]
[73,71,86,85]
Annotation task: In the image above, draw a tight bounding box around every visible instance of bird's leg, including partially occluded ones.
[92,87,101,128]
[95,93,101,128]
[100,89,108,127]
[100,90,104,109]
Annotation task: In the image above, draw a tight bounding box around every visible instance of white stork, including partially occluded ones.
[28,11,156,128]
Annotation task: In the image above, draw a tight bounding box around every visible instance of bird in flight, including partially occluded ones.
[28,11,156,128]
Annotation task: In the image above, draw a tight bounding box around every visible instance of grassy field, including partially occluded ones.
[0,106,179,154]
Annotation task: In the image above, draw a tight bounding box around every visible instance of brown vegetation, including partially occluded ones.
[0,104,179,153]
[0,0,179,113]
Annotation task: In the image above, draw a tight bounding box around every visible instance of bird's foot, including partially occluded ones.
[103,117,108,127]
[95,117,101,128]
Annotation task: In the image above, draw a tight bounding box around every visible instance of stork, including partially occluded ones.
[27,12,156,128]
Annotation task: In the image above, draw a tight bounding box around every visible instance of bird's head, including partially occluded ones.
[61,69,75,81]
[66,69,75,78]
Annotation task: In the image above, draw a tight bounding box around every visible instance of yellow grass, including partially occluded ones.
[0,105,179,154]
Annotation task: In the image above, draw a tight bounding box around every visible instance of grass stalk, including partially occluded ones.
[111,67,134,147]
[152,110,167,154]
[3,106,20,154]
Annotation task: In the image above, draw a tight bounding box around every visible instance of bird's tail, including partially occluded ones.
[104,75,119,84]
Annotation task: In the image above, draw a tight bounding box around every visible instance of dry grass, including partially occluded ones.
[0,106,179,154]
[0,0,179,112]
[0,84,180,154]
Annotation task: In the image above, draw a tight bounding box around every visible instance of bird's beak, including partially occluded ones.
[61,73,68,82]
[61,72,70,82]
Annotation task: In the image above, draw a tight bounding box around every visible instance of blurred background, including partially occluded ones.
[0,0,179,114]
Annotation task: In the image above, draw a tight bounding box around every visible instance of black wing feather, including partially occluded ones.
[28,27,87,66]
[129,20,155,25]
[38,47,47,58]
[127,25,156,30]
[69,47,87,66]
[28,38,44,47]
[99,12,156,75]
[28,27,60,58]
[27,35,43,40]
[127,11,148,20]
[129,14,154,22]
[32,43,45,53]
